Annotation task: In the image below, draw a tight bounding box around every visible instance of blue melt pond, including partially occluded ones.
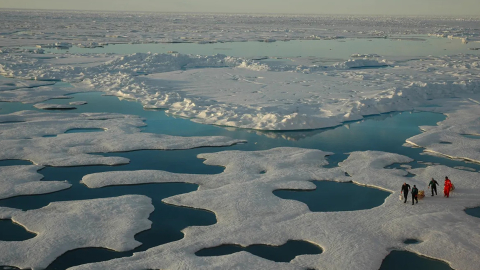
[380,250,452,270]
[65,128,105,134]
[0,219,36,241]
[195,240,322,262]
[465,207,480,218]
[274,181,390,212]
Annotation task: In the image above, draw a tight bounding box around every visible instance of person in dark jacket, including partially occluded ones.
[411,185,419,205]
[401,183,411,203]
[428,178,439,196]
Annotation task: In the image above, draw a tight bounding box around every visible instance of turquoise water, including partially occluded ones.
[274,181,390,212]
[26,36,480,61]
[195,240,322,263]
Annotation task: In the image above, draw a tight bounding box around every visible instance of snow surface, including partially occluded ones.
[0,110,244,166]
[0,165,71,200]
[0,195,154,270]
[75,148,480,270]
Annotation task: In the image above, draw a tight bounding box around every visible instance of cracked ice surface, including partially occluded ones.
[77,148,480,270]
[0,110,244,166]
[0,165,71,200]
[0,195,153,270]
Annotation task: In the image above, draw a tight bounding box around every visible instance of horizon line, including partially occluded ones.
[1,7,479,18]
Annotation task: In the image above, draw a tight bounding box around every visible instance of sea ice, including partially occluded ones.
[2,51,479,132]
[69,101,87,105]
[0,85,90,104]
[406,101,480,163]
[33,103,76,110]
[0,165,71,200]
[76,148,480,270]
[0,79,54,92]
[0,110,244,166]
[1,11,479,46]
[0,195,153,270]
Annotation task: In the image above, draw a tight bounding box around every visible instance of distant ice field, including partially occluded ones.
[1,11,480,270]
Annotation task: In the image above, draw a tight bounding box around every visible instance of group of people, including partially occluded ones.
[401,176,454,205]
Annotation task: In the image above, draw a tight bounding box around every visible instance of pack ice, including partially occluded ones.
[0,110,244,166]
[77,148,480,270]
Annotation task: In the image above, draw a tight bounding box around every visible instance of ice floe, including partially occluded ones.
[33,103,76,110]
[406,101,480,163]
[74,148,480,270]
[0,79,54,92]
[0,110,244,166]
[69,101,87,105]
[0,85,90,104]
[0,195,153,270]
[0,165,71,200]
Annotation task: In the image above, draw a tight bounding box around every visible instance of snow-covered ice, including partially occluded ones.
[406,101,480,163]
[75,148,480,270]
[33,103,76,110]
[0,85,90,104]
[1,51,479,132]
[69,101,87,105]
[0,110,244,166]
[0,78,54,92]
[0,195,153,270]
[0,165,71,200]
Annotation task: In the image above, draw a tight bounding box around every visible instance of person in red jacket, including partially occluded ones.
[444,176,452,198]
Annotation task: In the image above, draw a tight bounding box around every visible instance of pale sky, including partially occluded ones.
[1,0,479,16]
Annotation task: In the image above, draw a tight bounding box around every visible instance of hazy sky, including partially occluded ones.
[1,0,479,16]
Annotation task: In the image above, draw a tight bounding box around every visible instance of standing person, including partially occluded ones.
[412,185,419,205]
[401,183,411,203]
[429,178,439,196]
[444,176,452,198]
